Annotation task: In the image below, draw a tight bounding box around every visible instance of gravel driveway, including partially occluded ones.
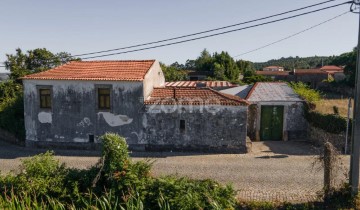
[0,140,350,203]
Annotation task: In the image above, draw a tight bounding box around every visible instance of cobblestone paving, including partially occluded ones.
[0,140,350,203]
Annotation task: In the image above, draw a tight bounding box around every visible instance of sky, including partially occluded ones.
[0,0,358,72]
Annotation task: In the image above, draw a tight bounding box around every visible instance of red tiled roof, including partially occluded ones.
[256,71,289,76]
[165,81,237,88]
[320,65,343,71]
[264,66,283,69]
[22,60,156,81]
[145,87,248,106]
[294,69,328,75]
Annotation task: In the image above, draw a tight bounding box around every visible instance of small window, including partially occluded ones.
[180,120,186,132]
[98,88,111,110]
[39,88,51,109]
[88,134,94,143]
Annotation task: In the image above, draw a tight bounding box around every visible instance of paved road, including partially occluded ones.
[0,140,350,203]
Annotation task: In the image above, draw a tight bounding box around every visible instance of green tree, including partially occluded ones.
[194,49,214,71]
[160,63,187,81]
[212,51,240,81]
[5,48,77,83]
[236,60,255,73]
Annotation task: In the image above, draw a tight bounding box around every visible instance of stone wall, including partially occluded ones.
[308,126,349,153]
[142,104,248,153]
[247,104,257,140]
[286,102,308,140]
[247,102,308,141]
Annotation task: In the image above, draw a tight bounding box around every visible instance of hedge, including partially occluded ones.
[305,108,351,134]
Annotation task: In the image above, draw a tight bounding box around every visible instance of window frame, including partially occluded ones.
[96,85,112,111]
[37,86,53,110]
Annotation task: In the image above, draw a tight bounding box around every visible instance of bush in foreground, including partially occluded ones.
[0,133,236,209]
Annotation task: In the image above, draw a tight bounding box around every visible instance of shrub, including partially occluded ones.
[0,93,25,140]
[145,176,236,210]
[289,82,321,103]
[12,151,68,198]
[92,133,152,197]
[305,109,350,134]
[0,133,239,209]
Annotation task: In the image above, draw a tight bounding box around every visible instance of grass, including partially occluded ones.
[314,99,353,119]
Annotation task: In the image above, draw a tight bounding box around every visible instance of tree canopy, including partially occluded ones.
[5,48,78,83]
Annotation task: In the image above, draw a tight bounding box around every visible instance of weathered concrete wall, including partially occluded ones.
[23,79,145,147]
[295,74,328,89]
[142,105,248,153]
[308,126,348,153]
[286,102,308,140]
[143,61,165,99]
[247,104,257,140]
[247,102,308,141]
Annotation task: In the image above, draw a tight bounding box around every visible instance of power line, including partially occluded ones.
[73,0,342,57]
[80,1,351,60]
[234,11,350,58]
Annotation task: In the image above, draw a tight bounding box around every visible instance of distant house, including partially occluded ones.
[320,65,345,82]
[263,66,284,71]
[22,60,249,152]
[221,82,307,141]
[186,71,213,81]
[256,65,345,88]
[256,70,289,81]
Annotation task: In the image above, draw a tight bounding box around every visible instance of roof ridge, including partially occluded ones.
[207,88,249,105]
[245,82,258,100]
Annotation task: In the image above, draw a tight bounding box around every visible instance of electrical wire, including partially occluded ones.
[73,0,343,57]
[80,1,351,60]
[233,11,350,58]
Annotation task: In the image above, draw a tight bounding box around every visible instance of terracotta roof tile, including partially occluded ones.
[165,81,237,88]
[22,60,156,81]
[256,71,289,76]
[320,65,343,71]
[145,87,249,106]
[294,69,328,75]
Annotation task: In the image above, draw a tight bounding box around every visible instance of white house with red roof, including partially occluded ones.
[263,66,284,71]
[22,60,249,152]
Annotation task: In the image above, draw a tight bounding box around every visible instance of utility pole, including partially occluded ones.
[350,0,360,195]
[346,98,352,155]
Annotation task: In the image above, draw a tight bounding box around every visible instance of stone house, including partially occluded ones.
[143,87,249,152]
[221,82,308,141]
[22,60,249,152]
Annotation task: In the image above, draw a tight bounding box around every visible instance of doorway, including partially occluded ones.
[260,105,284,141]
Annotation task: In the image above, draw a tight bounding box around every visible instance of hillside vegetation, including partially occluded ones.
[253,56,333,70]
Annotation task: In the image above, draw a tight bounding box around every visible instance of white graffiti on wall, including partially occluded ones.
[98,112,133,127]
[77,117,92,127]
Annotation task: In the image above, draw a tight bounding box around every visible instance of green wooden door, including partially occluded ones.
[260,106,284,141]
